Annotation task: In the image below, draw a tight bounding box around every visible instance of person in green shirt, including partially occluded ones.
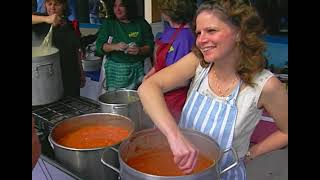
[96,0,154,90]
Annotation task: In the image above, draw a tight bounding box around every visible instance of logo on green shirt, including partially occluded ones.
[128,32,139,38]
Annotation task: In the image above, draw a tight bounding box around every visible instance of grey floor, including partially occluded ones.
[246,147,288,180]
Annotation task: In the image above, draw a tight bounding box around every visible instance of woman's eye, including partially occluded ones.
[208,29,216,33]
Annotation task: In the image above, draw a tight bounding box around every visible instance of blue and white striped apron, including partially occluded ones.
[179,64,246,180]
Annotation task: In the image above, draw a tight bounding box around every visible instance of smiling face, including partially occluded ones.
[195,10,239,63]
[113,0,127,21]
[45,0,65,16]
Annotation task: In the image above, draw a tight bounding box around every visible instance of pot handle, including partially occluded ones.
[102,78,107,91]
[219,147,239,175]
[47,136,54,150]
[34,63,54,77]
[100,147,120,174]
[113,106,128,109]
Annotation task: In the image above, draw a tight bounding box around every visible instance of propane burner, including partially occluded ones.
[32,96,100,133]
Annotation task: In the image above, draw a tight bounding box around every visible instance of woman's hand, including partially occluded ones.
[113,42,128,51]
[126,45,140,55]
[167,131,199,174]
[45,14,61,26]
[32,14,61,25]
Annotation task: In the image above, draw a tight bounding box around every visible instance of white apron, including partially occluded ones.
[179,64,246,180]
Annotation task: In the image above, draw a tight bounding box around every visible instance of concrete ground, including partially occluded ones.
[246,147,288,180]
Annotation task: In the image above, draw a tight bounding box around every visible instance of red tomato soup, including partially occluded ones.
[57,125,129,149]
[126,148,214,176]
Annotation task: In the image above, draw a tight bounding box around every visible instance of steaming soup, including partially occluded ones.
[57,125,130,149]
[126,148,214,176]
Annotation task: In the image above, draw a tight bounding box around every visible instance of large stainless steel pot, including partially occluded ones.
[48,113,135,180]
[101,128,238,180]
[98,89,154,131]
[32,47,63,106]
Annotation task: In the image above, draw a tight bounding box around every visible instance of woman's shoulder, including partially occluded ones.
[194,62,207,78]
[252,69,274,86]
[132,16,147,22]
[242,69,275,98]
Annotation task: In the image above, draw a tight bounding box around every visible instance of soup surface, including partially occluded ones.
[126,148,214,176]
[57,125,129,149]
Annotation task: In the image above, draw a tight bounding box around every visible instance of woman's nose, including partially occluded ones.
[48,5,55,10]
[197,33,208,44]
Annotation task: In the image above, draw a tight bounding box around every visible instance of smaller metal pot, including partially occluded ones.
[98,89,154,131]
[49,113,135,180]
[82,55,102,72]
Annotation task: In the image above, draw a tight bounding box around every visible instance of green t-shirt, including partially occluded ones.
[96,18,154,63]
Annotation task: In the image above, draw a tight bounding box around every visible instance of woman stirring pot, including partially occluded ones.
[138,0,288,179]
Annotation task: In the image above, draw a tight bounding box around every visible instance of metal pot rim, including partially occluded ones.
[98,90,140,106]
[117,128,221,178]
[48,113,135,151]
[32,46,59,59]
[83,56,102,61]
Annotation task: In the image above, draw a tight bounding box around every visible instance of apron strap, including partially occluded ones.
[225,80,242,104]
[154,23,186,71]
[195,63,242,105]
[195,63,213,91]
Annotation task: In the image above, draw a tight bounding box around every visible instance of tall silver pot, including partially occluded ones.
[48,113,135,180]
[101,128,239,180]
[98,89,154,131]
[32,47,63,106]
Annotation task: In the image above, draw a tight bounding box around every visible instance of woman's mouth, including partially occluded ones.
[200,46,216,54]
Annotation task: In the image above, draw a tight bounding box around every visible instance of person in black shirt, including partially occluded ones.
[32,0,85,97]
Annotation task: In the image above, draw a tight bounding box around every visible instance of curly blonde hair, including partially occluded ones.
[192,0,266,86]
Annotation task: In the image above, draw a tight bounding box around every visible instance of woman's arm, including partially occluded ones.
[138,52,199,174]
[102,42,128,53]
[126,44,152,56]
[247,76,288,161]
[32,14,60,25]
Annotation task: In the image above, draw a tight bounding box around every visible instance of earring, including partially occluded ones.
[236,33,240,42]
[235,34,241,46]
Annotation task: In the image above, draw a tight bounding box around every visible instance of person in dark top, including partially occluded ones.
[32,0,85,97]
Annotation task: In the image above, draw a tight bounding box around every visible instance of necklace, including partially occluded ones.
[212,68,237,97]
